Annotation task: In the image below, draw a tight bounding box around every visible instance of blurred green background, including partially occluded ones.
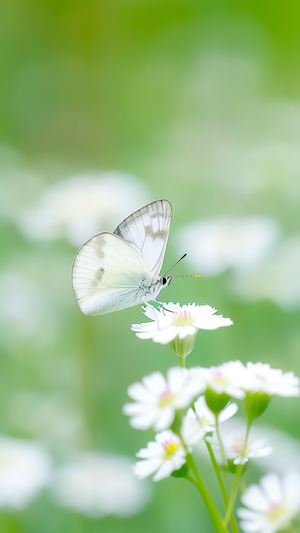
[1,0,300,532]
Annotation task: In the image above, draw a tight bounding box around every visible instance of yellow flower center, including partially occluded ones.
[172,309,195,328]
[233,438,245,456]
[158,389,176,407]
[268,503,287,522]
[213,371,227,384]
[199,416,211,428]
[164,441,180,456]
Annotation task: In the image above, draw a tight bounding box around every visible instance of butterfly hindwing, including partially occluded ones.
[71,232,153,315]
[113,199,172,276]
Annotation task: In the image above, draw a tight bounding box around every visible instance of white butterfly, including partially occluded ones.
[71,199,173,315]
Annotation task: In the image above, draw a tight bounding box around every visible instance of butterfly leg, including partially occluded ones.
[154,298,176,315]
[141,298,162,326]
[153,298,167,315]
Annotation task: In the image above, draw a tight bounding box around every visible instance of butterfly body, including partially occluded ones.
[71,200,172,315]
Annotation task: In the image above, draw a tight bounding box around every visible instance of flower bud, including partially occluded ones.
[170,333,197,359]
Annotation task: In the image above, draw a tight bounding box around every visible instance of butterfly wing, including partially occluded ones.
[113,199,172,276]
[71,232,153,316]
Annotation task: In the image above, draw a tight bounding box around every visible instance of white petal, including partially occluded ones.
[283,471,300,507]
[133,458,162,479]
[241,484,270,512]
[151,327,178,344]
[167,367,189,393]
[181,416,207,446]
[153,407,175,431]
[237,508,259,520]
[219,402,238,422]
[155,430,180,445]
[194,315,233,330]
[178,325,197,339]
[128,411,158,430]
[142,306,165,320]
[136,440,165,458]
[131,322,158,333]
[142,372,167,395]
[260,473,282,504]
[152,457,186,482]
[127,382,155,402]
[233,456,249,465]
[122,403,150,416]
[248,446,273,458]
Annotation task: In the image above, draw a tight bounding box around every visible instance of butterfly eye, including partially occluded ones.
[162,277,168,285]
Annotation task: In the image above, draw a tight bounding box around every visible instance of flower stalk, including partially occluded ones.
[124,300,300,533]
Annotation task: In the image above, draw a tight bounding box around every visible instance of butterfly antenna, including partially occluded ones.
[164,254,187,275]
[164,254,201,278]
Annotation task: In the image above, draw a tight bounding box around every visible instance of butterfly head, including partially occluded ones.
[161,276,172,288]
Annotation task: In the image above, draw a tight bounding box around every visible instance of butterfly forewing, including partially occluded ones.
[72,232,153,315]
[113,199,172,276]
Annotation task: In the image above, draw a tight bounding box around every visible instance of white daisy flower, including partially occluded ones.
[53,452,149,517]
[133,430,187,482]
[245,362,299,398]
[238,471,300,533]
[17,171,148,246]
[175,217,280,276]
[208,427,272,465]
[181,396,238,447]
[131,303,233,357]
[123,367,204,431]
[0,436,51,509]
[191,361,247,400]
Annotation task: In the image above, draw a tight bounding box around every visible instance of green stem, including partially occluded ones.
[178,355,185,367]
[206,442,240,533]
[185,454,229,533]
[223,421,251,526]
[215,418,232,513]
[186,472,201,490]
[215,418,227,468]
[206,440,228,505]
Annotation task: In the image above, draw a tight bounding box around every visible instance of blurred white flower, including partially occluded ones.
[181,396,238,447]
[175,217,280,276]
[53,452,149,517]
[231,236,300,310]
[197,417,300,474]
[0,437,50,509]
[212,101,300,198]
[131,303,233,357]
[191,361,247,400]
[134,430,186,482]
[17,171,149,246]
[245,362,299,398]
[0,165,45,219]
[208,427,272,465]
[238,471,300,533]
[252,426,300,475]
[123,367,204,431]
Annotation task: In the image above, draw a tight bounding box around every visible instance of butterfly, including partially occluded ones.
[71,199,174,316]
